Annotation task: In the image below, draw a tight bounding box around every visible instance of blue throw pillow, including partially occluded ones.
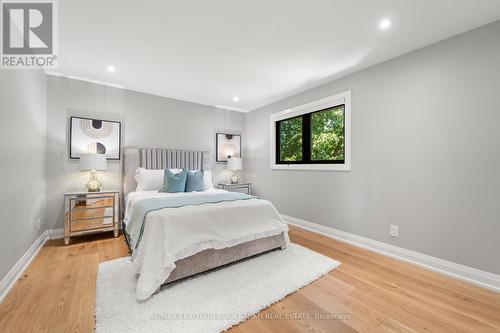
[185,170,205,192]
[160,169,187,193]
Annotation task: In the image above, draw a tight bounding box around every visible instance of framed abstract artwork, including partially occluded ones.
[216,133,241,162]
[69,116,121,160]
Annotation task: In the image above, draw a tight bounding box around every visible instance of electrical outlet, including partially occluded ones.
[390,225,399,238]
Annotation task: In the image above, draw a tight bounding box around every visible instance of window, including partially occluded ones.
[271,91,351,171]
[276,105,345,164]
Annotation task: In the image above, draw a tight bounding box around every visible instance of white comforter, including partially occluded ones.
[124,189,289,300]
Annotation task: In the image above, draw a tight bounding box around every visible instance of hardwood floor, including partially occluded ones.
[0,226,499,332]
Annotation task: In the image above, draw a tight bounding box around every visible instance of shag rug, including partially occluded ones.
[95,243,340,333]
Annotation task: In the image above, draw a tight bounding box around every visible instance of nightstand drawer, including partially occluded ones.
[218,183,251,194]
[70,217,114,232]
[71,206,114,220]
[71,197,114,209]
[227,186,250,194]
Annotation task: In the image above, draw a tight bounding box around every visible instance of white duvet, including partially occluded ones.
[124,189,289,300]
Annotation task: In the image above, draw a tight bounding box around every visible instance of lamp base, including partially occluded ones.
[230,174,239,184]
[85,170,102,192]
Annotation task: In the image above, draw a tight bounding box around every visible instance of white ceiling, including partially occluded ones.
[56,0,500,111]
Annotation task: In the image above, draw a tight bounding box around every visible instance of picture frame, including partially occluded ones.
[69,116,121,160]
[216,133,241,162]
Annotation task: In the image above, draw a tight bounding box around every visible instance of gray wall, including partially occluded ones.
[245,21,500,274]
[46,76,245,230]
[0,70,47,280]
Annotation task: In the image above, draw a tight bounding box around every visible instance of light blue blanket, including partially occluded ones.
[126,192,256,250]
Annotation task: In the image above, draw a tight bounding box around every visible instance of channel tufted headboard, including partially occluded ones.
[123,147,212,198]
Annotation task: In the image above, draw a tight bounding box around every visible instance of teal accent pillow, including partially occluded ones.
[185,170,205,192]
[160,169,187,193]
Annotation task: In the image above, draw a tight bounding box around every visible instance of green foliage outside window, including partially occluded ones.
[311,106,344,161]
[278,105,345,163]
[279,116,302,161]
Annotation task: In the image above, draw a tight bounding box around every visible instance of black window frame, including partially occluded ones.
[275,104,346,165]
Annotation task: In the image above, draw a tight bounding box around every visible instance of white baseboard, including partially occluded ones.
[283,214,500,293]
[48,228,64,240]
[0,231,49,303]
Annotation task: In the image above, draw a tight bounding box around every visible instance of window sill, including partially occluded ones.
[270,163,351,171]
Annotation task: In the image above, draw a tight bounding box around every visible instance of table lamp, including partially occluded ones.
[227,158,242,184]
[79,153,107,192]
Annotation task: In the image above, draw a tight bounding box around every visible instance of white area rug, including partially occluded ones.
[96,244,340,333]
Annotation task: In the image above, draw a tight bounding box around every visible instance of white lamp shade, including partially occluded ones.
[79,153,107,171]
[227,158,242,171]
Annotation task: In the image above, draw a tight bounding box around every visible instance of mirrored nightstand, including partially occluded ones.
[63,191,120,245]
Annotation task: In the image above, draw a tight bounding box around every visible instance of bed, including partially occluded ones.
[123,148,289,300]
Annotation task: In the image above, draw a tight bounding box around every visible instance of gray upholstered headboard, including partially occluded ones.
[123,147,212,198]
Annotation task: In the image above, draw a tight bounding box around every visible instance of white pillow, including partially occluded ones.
[203,170,213,190]
[135,168,182,191]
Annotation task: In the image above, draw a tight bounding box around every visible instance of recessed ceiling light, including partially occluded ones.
[107,65,115,72]
[233,96,239,102]
[379,18,392,30]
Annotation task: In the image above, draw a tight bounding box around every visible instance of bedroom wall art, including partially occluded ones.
[70,116,121,160]
[216,133,241,162]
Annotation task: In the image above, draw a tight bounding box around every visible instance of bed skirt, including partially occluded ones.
[164,232,287,284]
